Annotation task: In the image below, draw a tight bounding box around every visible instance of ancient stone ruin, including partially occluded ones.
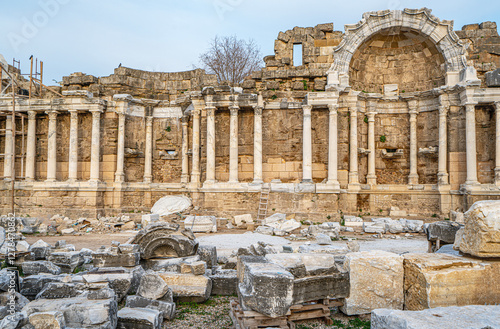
[0,6,499,329]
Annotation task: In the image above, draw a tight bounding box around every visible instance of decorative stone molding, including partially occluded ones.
[327,8,467,89]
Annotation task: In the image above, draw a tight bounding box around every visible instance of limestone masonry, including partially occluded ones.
[2,8,500,220]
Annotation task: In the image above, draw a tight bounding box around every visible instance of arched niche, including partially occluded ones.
[327,8,467,89]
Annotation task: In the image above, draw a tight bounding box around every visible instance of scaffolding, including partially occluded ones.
[0,56,61,214]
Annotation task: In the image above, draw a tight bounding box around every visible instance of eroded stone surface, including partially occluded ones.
[372,305,500,329]
[458,201,500,257]
[117,307,162,329]
[341,251,404,315]
[403,253,500,310]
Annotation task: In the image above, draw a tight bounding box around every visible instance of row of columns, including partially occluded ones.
[4,99,500,187]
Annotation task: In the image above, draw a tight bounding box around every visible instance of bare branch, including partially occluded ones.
[198,35,263,86]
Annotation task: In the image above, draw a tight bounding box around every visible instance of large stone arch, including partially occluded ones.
[327,8,468,89]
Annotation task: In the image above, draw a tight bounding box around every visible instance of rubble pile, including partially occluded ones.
[0,201,498,327]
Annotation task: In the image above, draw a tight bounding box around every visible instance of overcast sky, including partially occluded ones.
[1,0,499,84]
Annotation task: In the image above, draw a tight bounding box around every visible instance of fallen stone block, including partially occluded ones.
[188,261,206,275]
[0,311,27,329]
[150,195,192,217]
[341,251,404,315]
[425,221,462,244]
[158,272,212,303]
[385,220,404,234]
[22,261,61,276]
[92,252,140,268]
[458,200,500,257]
[184,216,217,233]
[29,240,52,260]
[254,226,274,235]
[197,245,217,270]
[35,282,90,299]
[0,291,30,312]
[315,233,332,245]
[403,253,500,310]
[141,255,200,272]
[485,68,500,87]
[266,253,350,304]
[371,305,500,329]
[117,307,162,329]
[47,251,84,273]
[127,223,199,259]
[137,272,171,300]
[210,269,238,296]
[261,213,286,226]
[125,295,176,320]
[141,214,160,228]
[28,311,65,329]
[82,273,132,302]
[238,262,294,318]
[298,243,349,255]
[16,240,30,252]
[363,222,386,234]
[23,297,118,329]
[399,219,424,233]
[21,274,64,299]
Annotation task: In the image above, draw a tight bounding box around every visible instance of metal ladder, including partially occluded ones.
[257,184,271,223]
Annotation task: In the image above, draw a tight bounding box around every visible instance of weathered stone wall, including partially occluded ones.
[417,111,438,184]
[350,29,446,93]
[62,67,218,101]
[457,22,500,87]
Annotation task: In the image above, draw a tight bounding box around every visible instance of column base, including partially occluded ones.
[367,174,377,186]
[461,182,481,192]
[250,179,263,185]
[203,180,217,188]
[228,180,239,184]
[180,174,190,184]
[408,174,419,185]
[190,173,201,185]
[437,172,449,186]
[301,179,313,184]
[143,178,152,184]
[296,182,315,193]
[66,178,78,184]
[495,168,500,187]
[114,173,125,183]
[347,183,361,192]
[45,179,56,183]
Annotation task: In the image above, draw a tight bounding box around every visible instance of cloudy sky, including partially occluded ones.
[1,0,499,84]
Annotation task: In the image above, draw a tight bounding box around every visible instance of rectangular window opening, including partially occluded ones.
[293,43,303,66]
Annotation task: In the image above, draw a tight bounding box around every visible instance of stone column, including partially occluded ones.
[25,111,37,181]
[45,111,58,182]
[253,105,263,184]
[115,113,125,183]
[465,102,478,185]
[190,108,201,184]
[437,98,449,185]
[228,106,239,183]
[89,110,101,182]
[496,102,500,186]
[408,100,419,185]
[181,116,189,183]
[205,106,217,184]
[327,104,339,187]
[143,116,153,183]
[348,105,359,185]
[366,111,377,185]
[3,115,12,180]
[302,105,313,183]
[67,110,79,182]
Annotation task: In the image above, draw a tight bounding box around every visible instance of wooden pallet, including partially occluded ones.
[288,299,343,325]
[229,300,292,329]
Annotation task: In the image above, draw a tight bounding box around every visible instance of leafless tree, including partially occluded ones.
[199,35,263,85]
